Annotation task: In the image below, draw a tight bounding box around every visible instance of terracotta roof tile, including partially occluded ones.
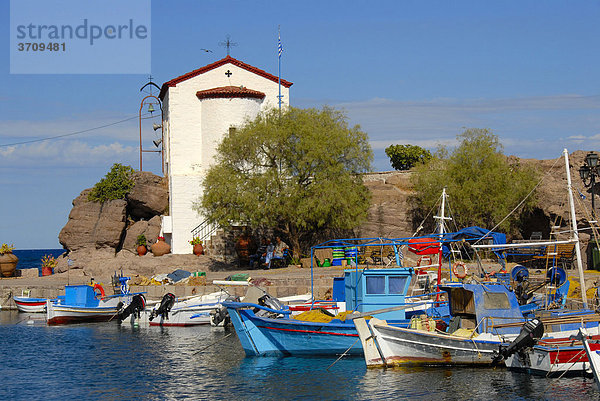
[159,56,292,100]
[196,86,266,100]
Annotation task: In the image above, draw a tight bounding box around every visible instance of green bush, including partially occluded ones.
[88,163,135,202]
[385,144,432,170]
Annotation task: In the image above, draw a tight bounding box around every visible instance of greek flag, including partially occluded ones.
[278,32,283,58]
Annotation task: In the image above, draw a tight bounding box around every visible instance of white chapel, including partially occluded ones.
[158,56,293,254]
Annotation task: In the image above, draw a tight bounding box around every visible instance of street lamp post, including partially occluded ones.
[579,151,599,218]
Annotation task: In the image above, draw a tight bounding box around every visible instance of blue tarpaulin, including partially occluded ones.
[442,226,506,258]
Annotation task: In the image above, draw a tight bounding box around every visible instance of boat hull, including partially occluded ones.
[13,297,48,313]
[582,329,600,388]
[505,335,600,376]
[46,297,128,325]
[120,294,226,327]
[361,319,502,367]
[227,306,366,356]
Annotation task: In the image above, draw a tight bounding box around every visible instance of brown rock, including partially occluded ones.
[122,220,149,253]
[146,216,162,242]
[127,171,168,220]
[58,189,127,251]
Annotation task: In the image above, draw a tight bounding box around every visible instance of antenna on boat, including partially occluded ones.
[564,148,588,308]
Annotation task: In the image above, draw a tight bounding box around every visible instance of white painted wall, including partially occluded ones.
[161,61,290,254]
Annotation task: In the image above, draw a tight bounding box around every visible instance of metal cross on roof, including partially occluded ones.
[225,70,232,77]
[219,34,237,56]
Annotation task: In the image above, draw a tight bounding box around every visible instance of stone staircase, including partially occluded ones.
[204,227,241,264]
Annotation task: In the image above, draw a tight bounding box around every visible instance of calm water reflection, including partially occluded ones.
[1,310,598,400]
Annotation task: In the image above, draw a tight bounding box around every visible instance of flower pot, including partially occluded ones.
[41,265,53,276]
[151,238,171,257]
[193,243,204,256]
[0,253,18,277]
[137,245,148,256]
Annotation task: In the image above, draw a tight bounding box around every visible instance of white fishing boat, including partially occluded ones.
[504,329,600,377]
[582,327,600,387]
[47,284,135,325]
[13,294,52,313]
[354,282,528,367]
[120,291,232,327]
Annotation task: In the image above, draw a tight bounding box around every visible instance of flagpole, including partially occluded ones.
[278,25,282,113]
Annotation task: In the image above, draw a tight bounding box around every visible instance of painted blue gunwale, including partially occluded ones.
[225,301,416,356]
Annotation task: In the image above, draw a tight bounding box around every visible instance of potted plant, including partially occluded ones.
[0,243,18,277]
[151,236,171,257]
[136,234,148,256]
[41,254,57,276]
[190,237,204,255]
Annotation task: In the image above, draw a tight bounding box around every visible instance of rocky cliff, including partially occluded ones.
[57,171,169,275]
[56,151,598,275]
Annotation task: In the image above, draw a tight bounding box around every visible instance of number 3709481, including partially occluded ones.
[17,42,66,52]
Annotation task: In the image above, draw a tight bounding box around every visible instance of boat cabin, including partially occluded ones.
[343,268,413,320]
[441,283,524,336]
[64,285,101,307]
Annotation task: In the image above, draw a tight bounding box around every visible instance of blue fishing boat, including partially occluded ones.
[225,266,435,356]
[224,234,457,357]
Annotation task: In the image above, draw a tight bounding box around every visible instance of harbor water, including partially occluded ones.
[1,311,598,400]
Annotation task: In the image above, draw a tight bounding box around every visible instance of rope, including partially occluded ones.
[473,153,563,246]
[556,348,587,379]
[193,333,233,355]
[326,337,360,371]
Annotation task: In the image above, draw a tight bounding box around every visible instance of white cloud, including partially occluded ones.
[0,140,138,168]
[332,94,600,170]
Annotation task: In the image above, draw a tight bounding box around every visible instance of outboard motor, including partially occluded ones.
[258,293,284,310]
[211,295,238,327]
[255,293,285,317]
[491,318,544,366]
[118,294,146,323]
[150,293,176,321]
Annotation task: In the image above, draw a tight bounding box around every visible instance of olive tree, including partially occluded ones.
[197,106,373,256]
[412,128,538,234]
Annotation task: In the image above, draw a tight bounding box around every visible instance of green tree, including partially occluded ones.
[412,128,537,234]
[197,106,373,255]
[88,163,135,202]
[385,144,432,170]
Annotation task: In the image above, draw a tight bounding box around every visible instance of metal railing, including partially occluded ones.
[191,219,218,243]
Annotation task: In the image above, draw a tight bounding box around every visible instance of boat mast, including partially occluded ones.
[564,148,588,308]
[434,188,451,290]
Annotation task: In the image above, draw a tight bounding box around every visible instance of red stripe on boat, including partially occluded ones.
[257,325,358,337]
[15,301,46,306]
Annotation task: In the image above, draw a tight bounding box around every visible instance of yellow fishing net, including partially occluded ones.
[292,309,334,323]
[292,310,370,323]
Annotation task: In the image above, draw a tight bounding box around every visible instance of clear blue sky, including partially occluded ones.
[1,0,600,249]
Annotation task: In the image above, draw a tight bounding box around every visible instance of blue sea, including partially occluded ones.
[0,311,598,401]
[13,248,65,276]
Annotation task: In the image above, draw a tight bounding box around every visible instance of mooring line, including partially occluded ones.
[193,333,234,355]
[326,337,360,371]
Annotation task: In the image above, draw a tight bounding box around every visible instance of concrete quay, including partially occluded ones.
[0,265,346,310]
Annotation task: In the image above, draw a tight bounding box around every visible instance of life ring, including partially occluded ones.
[93,283,105,299]
[452,262,468,279]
